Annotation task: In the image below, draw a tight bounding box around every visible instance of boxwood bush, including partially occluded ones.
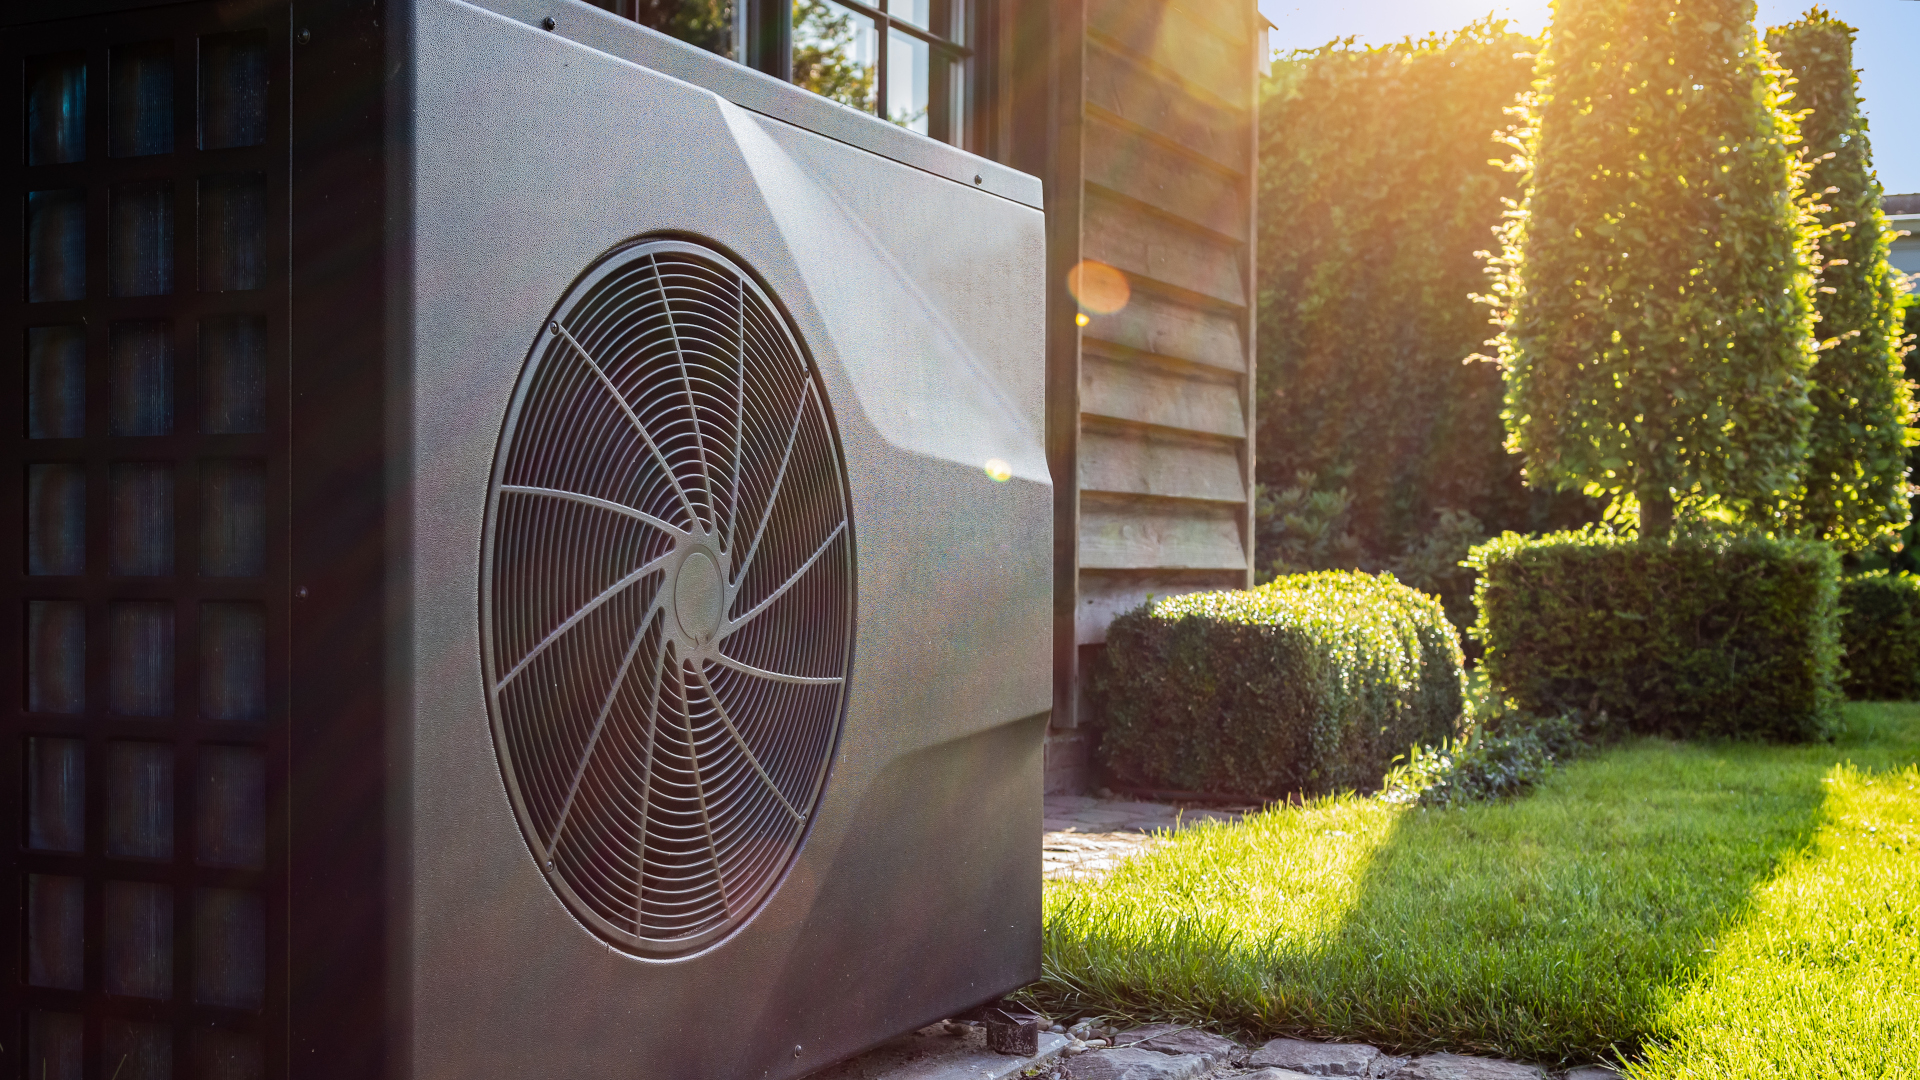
[1469,530,1842,741]
[1089,572,1464,798]
[1838,574,1920,700]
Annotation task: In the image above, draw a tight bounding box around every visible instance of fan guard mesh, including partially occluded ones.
[481,239,853,956]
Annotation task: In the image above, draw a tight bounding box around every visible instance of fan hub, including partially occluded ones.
[674,547,725,644]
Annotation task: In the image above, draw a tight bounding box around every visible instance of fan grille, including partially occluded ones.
[481,239,853,956]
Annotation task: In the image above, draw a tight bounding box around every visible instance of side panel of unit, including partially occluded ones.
[393,4,1048,1080]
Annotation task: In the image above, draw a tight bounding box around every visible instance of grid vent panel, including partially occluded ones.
[5,6,286,1078]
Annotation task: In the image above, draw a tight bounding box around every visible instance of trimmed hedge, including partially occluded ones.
[1090,572,1464,798]
[1469,530,1842,741]
[1839,574,1920,700]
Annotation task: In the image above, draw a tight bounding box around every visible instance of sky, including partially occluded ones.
[1257,0,1920,195]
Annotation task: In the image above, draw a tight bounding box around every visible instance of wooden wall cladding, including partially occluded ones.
[994,0,1257,725]
[1071,0,1257,657]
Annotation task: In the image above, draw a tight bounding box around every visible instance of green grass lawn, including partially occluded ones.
[1030,703,1920,1075]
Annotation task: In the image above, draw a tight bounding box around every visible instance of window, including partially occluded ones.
[589,0,970,145]
[791,0,964,139]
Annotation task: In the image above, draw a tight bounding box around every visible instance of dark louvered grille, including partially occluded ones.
[482,239,853,957]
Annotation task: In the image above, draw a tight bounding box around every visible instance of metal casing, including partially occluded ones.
[390,2,1051,1078]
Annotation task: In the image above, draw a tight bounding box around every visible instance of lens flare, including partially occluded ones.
[983,458,1012,482]
[1066,260,1130,315]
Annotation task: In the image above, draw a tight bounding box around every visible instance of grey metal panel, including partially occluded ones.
[466,0,1046,210]
[393,1,1050,1077]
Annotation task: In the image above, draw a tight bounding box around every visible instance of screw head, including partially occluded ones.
[542,16,556,29]
[973,174,983,184]
[296,27,312,44]
[793,1045,803,1058]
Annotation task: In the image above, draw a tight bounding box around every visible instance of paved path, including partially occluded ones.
[1042,796,1248,881]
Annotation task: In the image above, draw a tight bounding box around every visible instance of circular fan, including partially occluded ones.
[481,238,854,957]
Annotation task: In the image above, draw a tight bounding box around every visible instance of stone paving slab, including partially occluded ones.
[1042,795,1254,880]
[806,1025,1068,1080]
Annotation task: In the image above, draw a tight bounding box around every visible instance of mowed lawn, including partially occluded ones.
[1031,703,1920,1076]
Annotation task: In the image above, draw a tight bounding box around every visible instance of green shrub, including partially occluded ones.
[1381,692,1612,807]
[1469,530,1843,741]
[1838,573,1920,700]
[1090,572,1465,798]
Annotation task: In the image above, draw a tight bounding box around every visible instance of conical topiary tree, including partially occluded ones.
[1766,8,1914,550]
[1482,0,1820,534]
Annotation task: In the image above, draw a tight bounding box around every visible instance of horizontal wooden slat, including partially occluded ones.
[1083,289,1245,373]
[1086,41,1248,174]
[1080,492,1249,571]
[1075,569,1245,644]
[1084,190,1246,307]
[1164,0,1252,45]
[1085,114,1246,241]
[1080,354,1245,439]
[1080,424,1245,503]
[1087,0,1247,107]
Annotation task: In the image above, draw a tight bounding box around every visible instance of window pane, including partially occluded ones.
[110,320,174,436]
[26,53,86,165]
[196,745,265,868]
[621,0,734,58]
[199,29,268,150]
[887,27,930,133]
[26,189,86,303]
[27,1012,83,1080]
[28,325,86,439]
[104,880,173,999]
[111,181,174,297]
[201,459,266,577]
[111,41,174,158]
[199,173,265,292]
[110,601,174,717]
[196,1030,262,1080]
[107,741,174,860]
[27,736,86,851]
[26,874,84,989]
[200,314,266,434]
[200,602,265,721]
[111,462,175,576]
[27,601,86,713]
[793,0,876,113]
[102,1018,172,1080]
[193,888,264,1009]
[888,0,932,31]
[26,463,85,576]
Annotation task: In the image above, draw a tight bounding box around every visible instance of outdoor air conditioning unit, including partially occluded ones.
[0,2,1051,1078]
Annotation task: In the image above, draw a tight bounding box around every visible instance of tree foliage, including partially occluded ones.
[1255,21,1593,619]
[1765,9,1914,549]
[1483,0,1820,530]
[630,0,733,57]
[792,0,875,112]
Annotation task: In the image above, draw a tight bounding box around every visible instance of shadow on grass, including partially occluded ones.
[1032,704,1920,1067]
[1300,735,1828,1064]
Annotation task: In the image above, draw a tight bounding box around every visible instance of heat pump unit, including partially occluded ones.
[0,2,1051,1077]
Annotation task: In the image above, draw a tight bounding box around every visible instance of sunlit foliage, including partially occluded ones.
[1764,9,1914,549]
[1483,0,1820,532]
[1255,22,1593,624]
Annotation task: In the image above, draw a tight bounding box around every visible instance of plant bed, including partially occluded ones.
[1031,703,1920,1077]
